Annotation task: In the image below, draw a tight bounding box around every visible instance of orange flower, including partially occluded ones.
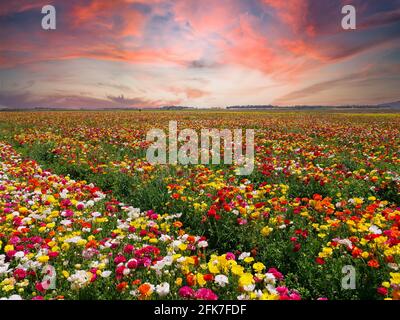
[173,221,183,228]
[186,273,196,286]
[367,259,380,268]
[172,193,180,199]
[116,282,128,292]
[138,283,152,297]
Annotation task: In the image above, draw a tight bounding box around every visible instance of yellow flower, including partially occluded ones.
[231,265,244,276]
[175,277,183,286]
[243,257,254,263]
[238,273,254,287]
[178,243,187,251]
[361,252,369,259]
[47,195,56,203]
[2,284,14,292]
[77,239,87,246]
[208,260,220,274]
[37,255,49,263]
[4,244,14,253]
[261,226,273,237]
[46,222,56,229]
[62,270,70,278]
[19,207,28,214]
[253,262,265,273]
[390,273,400,285]
[197,273,206,287]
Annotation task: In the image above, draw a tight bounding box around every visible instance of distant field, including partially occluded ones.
[0,110,399,300]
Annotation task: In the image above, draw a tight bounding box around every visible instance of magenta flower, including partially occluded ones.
[178,286,195,298]
[194,288,218,300]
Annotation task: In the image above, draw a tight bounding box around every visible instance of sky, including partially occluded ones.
[0,0,399,109]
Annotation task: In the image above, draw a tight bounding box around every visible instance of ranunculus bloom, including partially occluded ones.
[178,286,194,298]
[377,287,388,296]
[13,268,27,280]
[114,254,126,264]
[127,259,138,269]
[195,288,218,300]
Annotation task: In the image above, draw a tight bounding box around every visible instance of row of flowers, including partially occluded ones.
[0,142,298,300]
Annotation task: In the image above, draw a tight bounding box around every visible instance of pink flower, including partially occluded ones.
[178,286,195,299]
[195,288,218,300]
[276,286,289,296]
[267,268,283,280]
[289,292,301,300]
[76,203,85,210]
[123,244,135,254]
[10,236,21,245]
[127,258,138,269]
[114,254,126,264]
[6,250,16,258]
[226,252,236,260]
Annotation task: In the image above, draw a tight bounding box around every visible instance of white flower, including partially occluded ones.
[14,251,25,259]
[337,238,353,249]
[101,270,112,278]
[243,284,255,292]
[159,234,171,242]
[266,284,278,295]
[86,200,95,207]
[126,207,141,219]
[197,240,208,248]
[65,236,83,243]
[369,225,382,235]
[264,273,276,285]
[1,294,23,300]
[172,240,183,249]
[67,270,91,290]
[215,275,229,287]
[156,282,170,297]
[60,219,72,226]
[388,263,399,271]
[238,252,250,260]
[0,262,10,275]
[91,212,101,217]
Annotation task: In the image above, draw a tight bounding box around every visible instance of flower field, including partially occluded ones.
[0,110,399,300]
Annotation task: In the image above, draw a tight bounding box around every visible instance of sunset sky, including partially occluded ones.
[0,0,399,109]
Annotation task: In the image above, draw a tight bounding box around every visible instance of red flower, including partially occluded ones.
[316,257,325,265]
[203,274,214,282]
[13,268,27,280]
[35,282,46,293]
[293,243,301,252]
[367,259,380,268]
[116,282,128,292]
[377,287,388,296]
[114,254,126,264]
